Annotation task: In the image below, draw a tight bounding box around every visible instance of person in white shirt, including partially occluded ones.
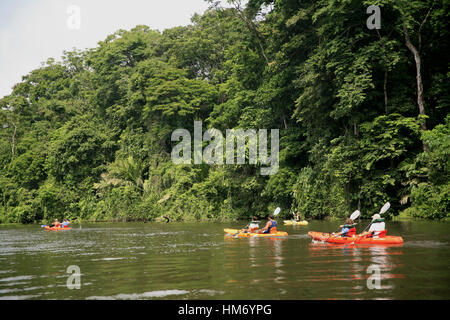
[244,216,260,233]
[360,213,386,238]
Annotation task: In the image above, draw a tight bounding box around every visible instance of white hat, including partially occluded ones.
[371,214,381,220]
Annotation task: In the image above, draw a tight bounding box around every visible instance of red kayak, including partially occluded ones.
[44,226,71,231]
[308,231,403,244]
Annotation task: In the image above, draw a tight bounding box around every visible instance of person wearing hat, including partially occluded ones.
[360,213,386,238]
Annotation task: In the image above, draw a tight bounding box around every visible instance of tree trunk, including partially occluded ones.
[404,24,428,152]
[375,30,388,114]
[384,70,388,114]
[11,120,17,158]
[231,1,270,65]
[404,25,426,131]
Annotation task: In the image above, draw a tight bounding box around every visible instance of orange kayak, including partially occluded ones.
[44,226,72,231]
[308,231,403,244]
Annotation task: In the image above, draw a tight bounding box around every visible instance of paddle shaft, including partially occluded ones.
[351,221,374,244]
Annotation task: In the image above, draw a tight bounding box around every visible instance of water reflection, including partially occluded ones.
[308,242,404,298]
[267,238,285,285]
[1,222,448,300]
[223,234,287,290]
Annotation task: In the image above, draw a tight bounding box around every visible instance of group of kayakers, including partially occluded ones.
[241,210,387,238]
[332,213,386,238]
[243,215,278,234]
[50,218,71,228]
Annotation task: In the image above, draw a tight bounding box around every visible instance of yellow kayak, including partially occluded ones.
[283,220,308,226]
[224,228,288,237]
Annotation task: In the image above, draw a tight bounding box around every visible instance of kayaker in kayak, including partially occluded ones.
[259,215,277,234]
[291,212,301,222]
[359,214,386,238]
[243,216,260,233]
[61,219,70,228]
[51,219,61,228]
[332,218,357,237]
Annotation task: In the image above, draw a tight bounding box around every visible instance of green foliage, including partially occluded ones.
[405,183,449,219]
[0,0,448,223]
[46,114,117,186]
[401,116,450,219]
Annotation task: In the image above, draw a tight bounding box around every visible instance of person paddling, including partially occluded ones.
[359,214,386,238]
[259,215,278,234]
[291,212,301,222]
[332,218,357,237]
[61,219,70,228]
[243,216,260,233]
[51,219,61,228]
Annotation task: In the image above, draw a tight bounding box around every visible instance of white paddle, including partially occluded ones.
[349,210,360,221]
[274,207,281,216]
[379,202,391,215]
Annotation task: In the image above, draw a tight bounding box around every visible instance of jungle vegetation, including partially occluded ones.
[0,0,448,223]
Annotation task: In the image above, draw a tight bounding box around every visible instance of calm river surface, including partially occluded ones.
[0,220,449,300]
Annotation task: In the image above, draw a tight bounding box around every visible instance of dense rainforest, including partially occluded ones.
[0,0,448,224]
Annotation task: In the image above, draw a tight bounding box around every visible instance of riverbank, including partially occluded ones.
[2,214,449,227]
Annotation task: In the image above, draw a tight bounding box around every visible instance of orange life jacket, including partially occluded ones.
[347,227,356,237]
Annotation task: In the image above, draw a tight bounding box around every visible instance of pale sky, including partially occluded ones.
[0,0,211,98]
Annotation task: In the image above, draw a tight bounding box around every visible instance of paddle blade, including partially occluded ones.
[274,207,281,216]
[350,210,360,221]
[379,202,390,214]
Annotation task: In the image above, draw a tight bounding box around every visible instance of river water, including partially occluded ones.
[0,220,448,300]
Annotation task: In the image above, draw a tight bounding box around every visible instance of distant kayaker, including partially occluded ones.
[359,214,386,238]
[243,216,260,233]
[51,219,61,228]
[259,215,277,234]
[333,218,356,237]
[292,212,301,221]
[61,219,70,228]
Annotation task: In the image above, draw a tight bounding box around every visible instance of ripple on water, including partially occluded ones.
[91,257,127,261]
[0,294,40,300]
[0,275,34,282]
[403,240,449,248]
[86,289,189,300]
[0,270,12,275]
